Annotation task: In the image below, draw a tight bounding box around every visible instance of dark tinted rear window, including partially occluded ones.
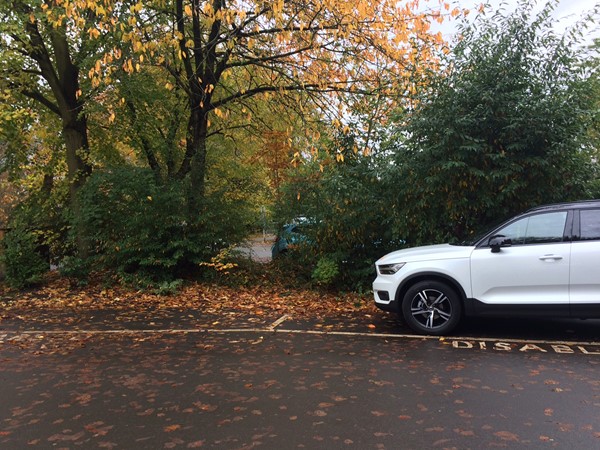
[580,209,600,240]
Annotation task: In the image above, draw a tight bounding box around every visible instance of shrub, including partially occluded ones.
[275,147,400,291]
[2,227,48,288]
[386,1,598,245]
[73,167,251,288]
[1,189,67,289]
[311,256,340,286]
[59,255,91,284]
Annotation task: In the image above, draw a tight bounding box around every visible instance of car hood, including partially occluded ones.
[376,244,474,265]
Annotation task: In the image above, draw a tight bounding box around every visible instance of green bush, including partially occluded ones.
[311,256,340,286]
[385,1,598,245]
[275,142,401,291]
[59,255,91,284]
[1,187,68,289]
[2,227,48,289]
[153,279,184,296]
[73,167,250,287]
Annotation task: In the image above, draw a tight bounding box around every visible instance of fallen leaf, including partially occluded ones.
[494,431,519,441]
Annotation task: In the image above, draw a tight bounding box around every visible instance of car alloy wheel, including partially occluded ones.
[402,281,462,335]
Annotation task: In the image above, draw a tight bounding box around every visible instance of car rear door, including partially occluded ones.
[570,208,600,316]
[470,211,571,312]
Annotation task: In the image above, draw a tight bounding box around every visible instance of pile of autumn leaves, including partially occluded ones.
[0,272,373,319]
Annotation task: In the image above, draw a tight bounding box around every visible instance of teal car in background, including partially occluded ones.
[271,218,312,258]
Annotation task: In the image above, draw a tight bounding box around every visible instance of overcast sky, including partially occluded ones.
[437,0,600,40]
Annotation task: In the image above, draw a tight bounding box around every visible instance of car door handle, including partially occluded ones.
[539,254,563,261]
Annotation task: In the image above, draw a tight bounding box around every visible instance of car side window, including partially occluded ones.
[496,217,528,244]
[495,212,568,245]
[580,209,600,240]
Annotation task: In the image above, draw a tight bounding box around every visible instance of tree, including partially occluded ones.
[387,0,599,245]
[584,38,600,197]
[109,0,462,212]
[1,0,467,284]
[96,67,188,180]
[0,0,139,255]
[0,1,100,196]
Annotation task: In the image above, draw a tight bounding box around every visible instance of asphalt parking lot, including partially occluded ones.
[1,308,600,449]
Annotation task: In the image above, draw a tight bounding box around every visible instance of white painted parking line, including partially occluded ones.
[1,327,600,349]
[269,314,290,330]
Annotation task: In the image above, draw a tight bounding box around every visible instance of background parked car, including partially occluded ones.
[271,218,313,258]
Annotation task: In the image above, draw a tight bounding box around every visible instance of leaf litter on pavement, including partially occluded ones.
[0,268,385,353]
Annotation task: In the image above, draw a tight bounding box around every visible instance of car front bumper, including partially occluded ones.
[373,276,400,313]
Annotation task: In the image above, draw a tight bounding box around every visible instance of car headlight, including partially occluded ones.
[378,263,406,275]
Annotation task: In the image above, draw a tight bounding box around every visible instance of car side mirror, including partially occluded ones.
[489,235,512,253]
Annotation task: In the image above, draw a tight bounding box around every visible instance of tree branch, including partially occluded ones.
[20,89,60,116]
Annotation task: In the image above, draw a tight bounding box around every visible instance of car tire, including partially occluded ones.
[401,281,462,335]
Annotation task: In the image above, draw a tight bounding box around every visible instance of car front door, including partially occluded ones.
[570,208,600,316]
[470,211,571,313]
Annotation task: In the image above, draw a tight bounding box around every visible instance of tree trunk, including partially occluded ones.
[63,115,92,190]
[186,107,208,216]
[63,110,92,258]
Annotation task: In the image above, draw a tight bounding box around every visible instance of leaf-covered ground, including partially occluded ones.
[0,265,395,359]
[0,268,380,332]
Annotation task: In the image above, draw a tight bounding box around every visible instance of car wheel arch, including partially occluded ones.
[395,272,468,309]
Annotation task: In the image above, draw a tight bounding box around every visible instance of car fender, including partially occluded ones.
[394,267,471,314]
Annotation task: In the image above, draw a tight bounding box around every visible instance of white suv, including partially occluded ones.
[373,200,600,335]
